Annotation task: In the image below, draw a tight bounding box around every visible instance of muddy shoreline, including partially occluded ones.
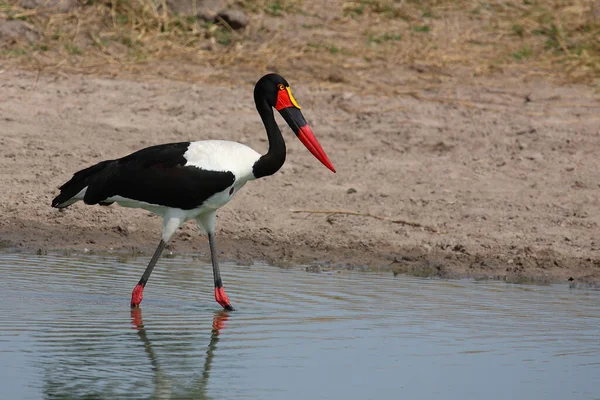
[1,69,599,286]
[2,216,598,286]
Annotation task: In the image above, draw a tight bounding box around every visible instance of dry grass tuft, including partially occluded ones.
[0,0,240,74]
[0,0,599,87]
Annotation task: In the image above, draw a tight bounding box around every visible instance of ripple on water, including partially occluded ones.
[0,252,599,400]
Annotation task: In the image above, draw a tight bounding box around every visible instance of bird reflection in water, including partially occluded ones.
[131,309,229,400]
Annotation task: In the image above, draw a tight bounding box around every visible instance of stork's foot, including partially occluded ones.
[131,284,144,308]
[215,287,234,311]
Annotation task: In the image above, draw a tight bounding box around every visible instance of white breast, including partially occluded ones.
[184,140,261,181]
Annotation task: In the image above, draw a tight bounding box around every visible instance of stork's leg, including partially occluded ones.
[131,215,182,308]
[195,211,234,311]
[208,232,234,311]
[131,239,167,308]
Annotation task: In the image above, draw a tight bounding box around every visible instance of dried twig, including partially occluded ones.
[291,209,439,233]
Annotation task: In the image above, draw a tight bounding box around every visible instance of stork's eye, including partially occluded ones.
[277,84,285,91]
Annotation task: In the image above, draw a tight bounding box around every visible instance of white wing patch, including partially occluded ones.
[184,140,261,180]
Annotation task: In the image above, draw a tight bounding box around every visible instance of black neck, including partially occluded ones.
[252,97,286,179]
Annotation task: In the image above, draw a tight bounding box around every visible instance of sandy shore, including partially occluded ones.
[1,68,599,285]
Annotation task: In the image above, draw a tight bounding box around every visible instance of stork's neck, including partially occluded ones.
[252,98,286,179]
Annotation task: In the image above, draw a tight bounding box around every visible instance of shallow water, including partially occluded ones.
[0,253,598,400]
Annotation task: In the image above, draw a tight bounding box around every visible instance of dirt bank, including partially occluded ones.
[1,68,599,285]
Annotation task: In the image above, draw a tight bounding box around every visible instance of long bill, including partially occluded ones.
[277,100,336,173]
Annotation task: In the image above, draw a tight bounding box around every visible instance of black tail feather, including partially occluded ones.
[51,160,113,208]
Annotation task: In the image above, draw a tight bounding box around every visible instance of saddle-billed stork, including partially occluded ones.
[51,74,335,311]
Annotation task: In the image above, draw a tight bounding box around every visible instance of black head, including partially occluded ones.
[254,73,290,107]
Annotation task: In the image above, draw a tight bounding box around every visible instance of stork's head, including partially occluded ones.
[254,74,336,173]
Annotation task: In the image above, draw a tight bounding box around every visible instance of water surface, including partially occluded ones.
[0,252,598,400]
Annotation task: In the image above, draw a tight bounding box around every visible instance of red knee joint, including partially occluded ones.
[131,284,144,308]
[214,287,232,309]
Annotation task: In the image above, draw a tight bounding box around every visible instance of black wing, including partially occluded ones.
[59,142,235,210]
